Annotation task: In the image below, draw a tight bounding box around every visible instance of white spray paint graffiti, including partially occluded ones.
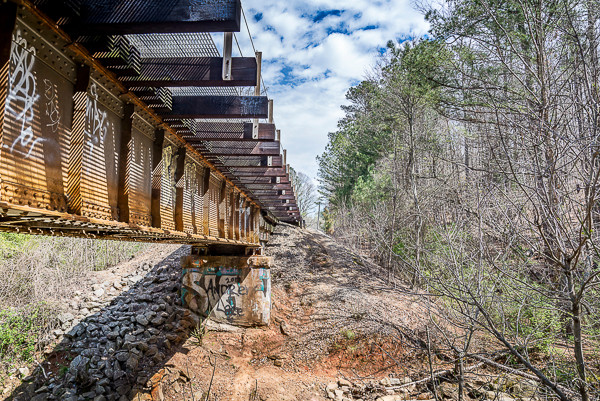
[84,83,110,153]
[5,30,43,158]
[43,79,60,132]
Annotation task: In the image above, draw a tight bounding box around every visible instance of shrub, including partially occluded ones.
[0,303,50,367]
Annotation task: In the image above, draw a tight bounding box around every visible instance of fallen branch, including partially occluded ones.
[207,356,217,399]
[386,362,485,390]
[468,354,580,399]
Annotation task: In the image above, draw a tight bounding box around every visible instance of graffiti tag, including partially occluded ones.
[84,83,110,153]
[6,30,43,158]
[43,79,60,132]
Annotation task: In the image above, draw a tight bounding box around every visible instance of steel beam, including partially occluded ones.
[119,57,257,87]
[179,122,276,141]
[191,143,280,156]
[37,0,242,34]
[158,96,269,119]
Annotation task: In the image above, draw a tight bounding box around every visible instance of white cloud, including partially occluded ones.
[230,0,429,181]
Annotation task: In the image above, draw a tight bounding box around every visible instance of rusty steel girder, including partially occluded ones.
[0,5,272,245]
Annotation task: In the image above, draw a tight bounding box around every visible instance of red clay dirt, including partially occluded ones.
[139,225,433,401]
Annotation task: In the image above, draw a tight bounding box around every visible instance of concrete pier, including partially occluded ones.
[181,255,272,326]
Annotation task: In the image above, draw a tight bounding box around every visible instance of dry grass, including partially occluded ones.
[0,233,149,368]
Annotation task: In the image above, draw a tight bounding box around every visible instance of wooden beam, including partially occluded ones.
[180,122,276,141]
[191,142,280,156]
[253,195,296,200]
[158,96,269,119]
[207,155,282,167]
[45,0,242,35]
[119,57,257,87]
[243,183,292,190]
[225,168,286,176]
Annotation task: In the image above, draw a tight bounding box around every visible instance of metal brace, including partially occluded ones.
[191,246,209,256]
[222,32,233,80]
[245,246,262,256]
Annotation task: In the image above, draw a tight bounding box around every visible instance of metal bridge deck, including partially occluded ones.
[0,0,300,246]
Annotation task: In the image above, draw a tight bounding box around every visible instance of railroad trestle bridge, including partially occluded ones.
[0,0,301,325]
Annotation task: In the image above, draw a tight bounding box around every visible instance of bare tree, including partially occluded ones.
[289,168,317,219]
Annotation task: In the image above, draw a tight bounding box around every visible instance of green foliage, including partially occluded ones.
[351,165,392,206]
[190,323,207,346]
[0,304,48,366]
[341,329,356,340]
[0,233,34,259]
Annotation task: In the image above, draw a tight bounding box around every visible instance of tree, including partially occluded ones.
[289,168,317,219]
[317,0,600,398]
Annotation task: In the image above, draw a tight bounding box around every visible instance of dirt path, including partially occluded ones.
[148,224,433,401]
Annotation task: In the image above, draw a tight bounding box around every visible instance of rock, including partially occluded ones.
[69,355,90,383]
[280,320,290,336]
[136,315,149,326]
[493,393,515,401]
[18,367,30,378]
[338,379,352,387]
[58,312,75,325]
[418,393,433,400]
[326,382,338,392]
[376,396,404,401]
[274,359,282,367]
[93,288,105,298]
[146,346,158,357]
[439,382,460,401]
[30,393,49,401]
[511,380,537,398]
[116,384,131,396]
[35,386,49,394]
[126,354,139,371]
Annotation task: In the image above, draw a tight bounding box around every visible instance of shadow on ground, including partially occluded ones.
[8,246,197,401]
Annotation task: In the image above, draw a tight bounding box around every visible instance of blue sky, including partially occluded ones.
[231,0,429,180]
